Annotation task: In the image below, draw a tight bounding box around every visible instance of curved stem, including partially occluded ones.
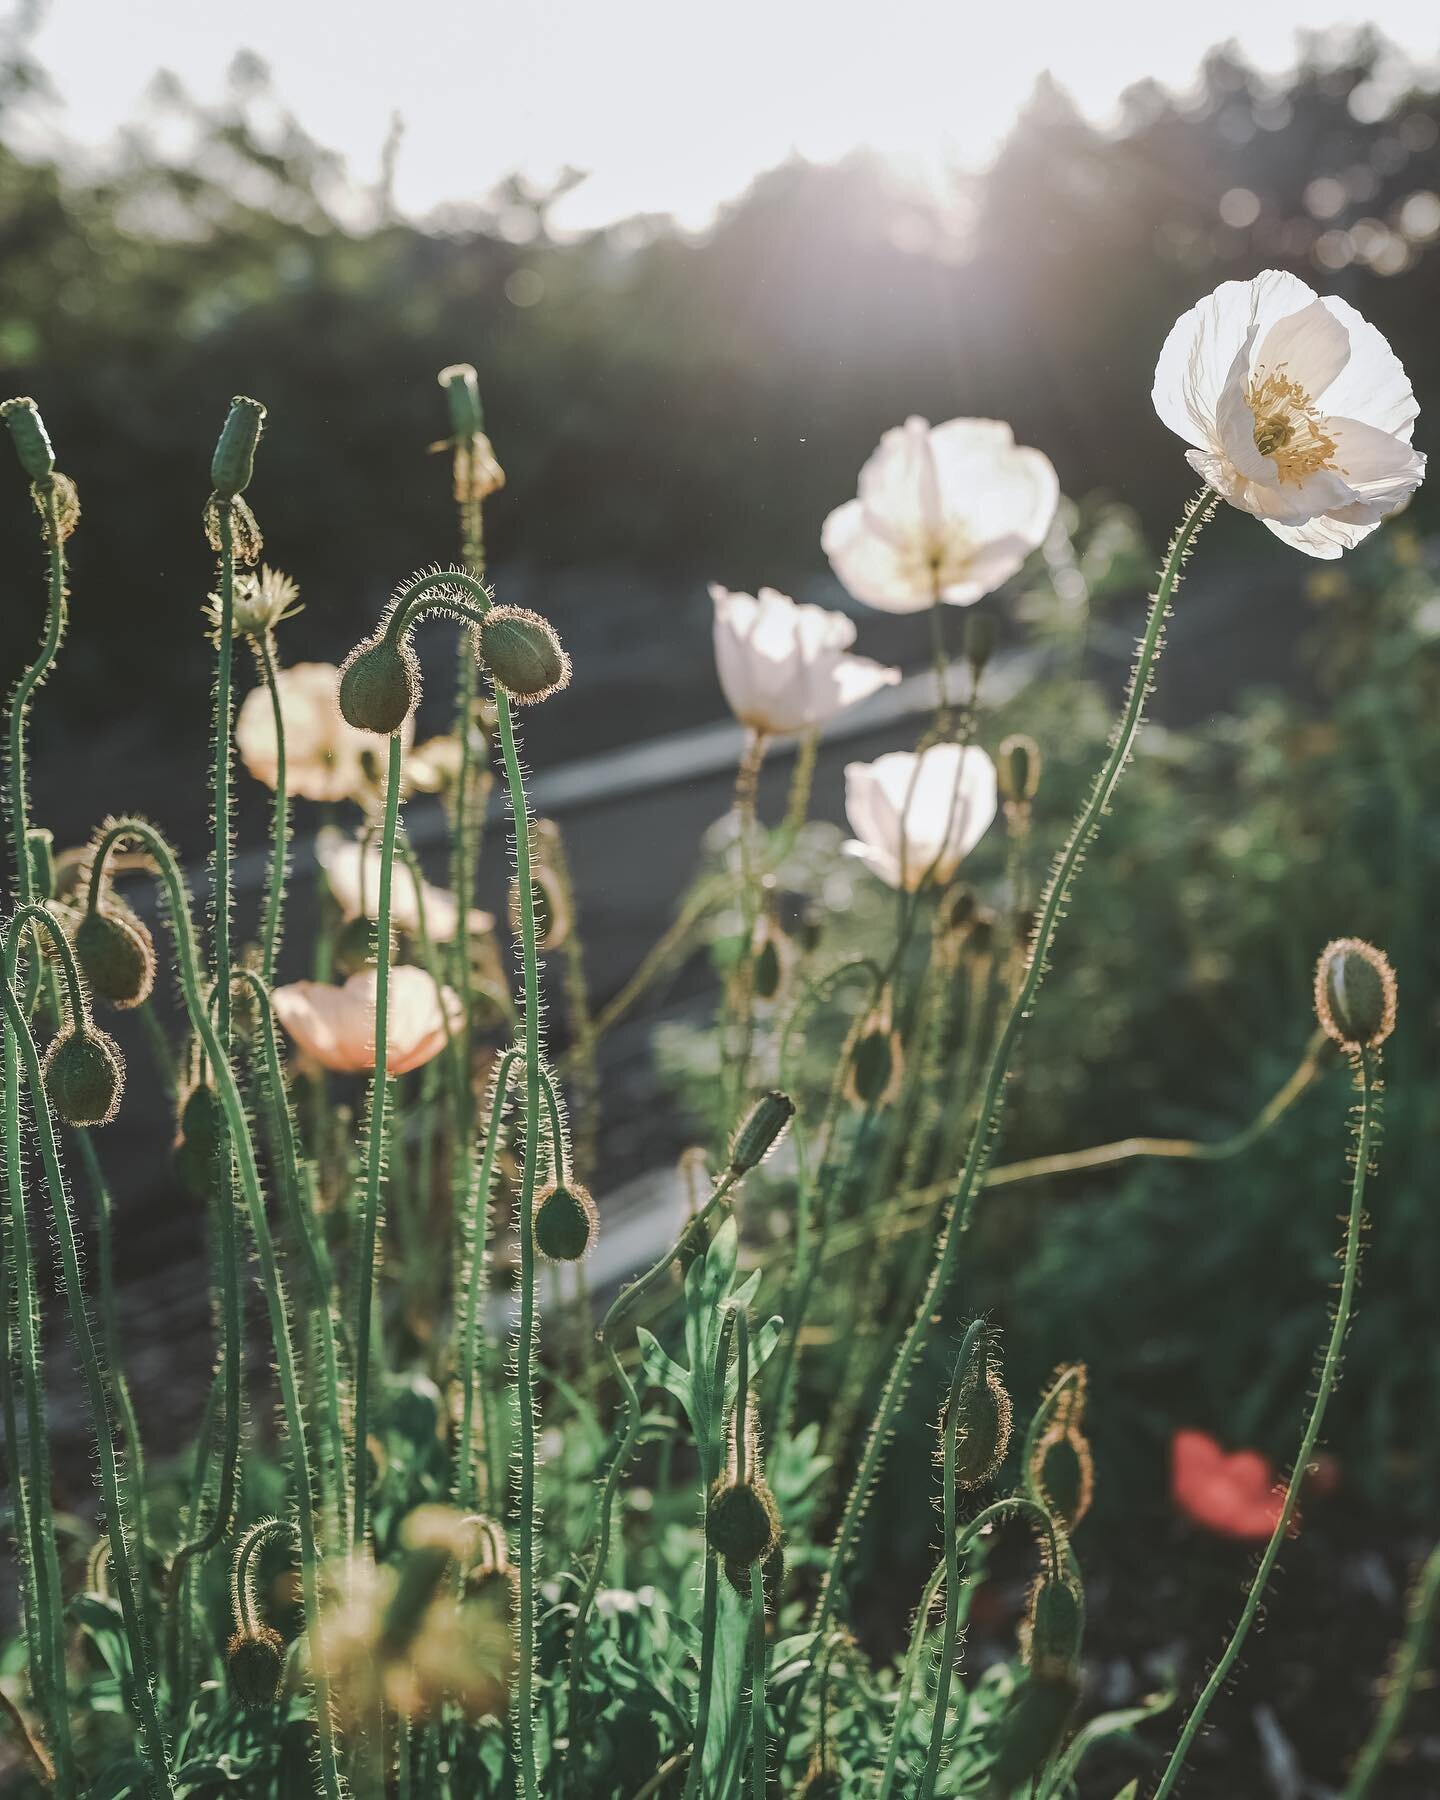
[352,731,404,1549]
[810,491,1215,1653]
[496,686,545,1800]
[255,634,291,984]
[1154,1046,1381,1797]
[4,480,66,904]
[1344,1537,1440,1797]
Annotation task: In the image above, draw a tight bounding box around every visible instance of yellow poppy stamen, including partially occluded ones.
[1247,369,1338,485]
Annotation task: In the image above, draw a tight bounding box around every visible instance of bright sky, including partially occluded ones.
[17,0,1440,231]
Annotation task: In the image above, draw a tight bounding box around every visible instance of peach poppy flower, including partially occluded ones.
[1171,1429,1286,1541]
[273,966,462,1076]
[237,661,412,804]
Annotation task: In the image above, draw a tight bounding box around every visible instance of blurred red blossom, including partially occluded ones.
[1171,1429,1287,1541]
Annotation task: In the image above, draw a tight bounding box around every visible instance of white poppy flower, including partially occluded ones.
[237,662,412,804]
[821,418,1059,613]
[1152,269,1425,559]
[844,743,997,890]
[315,827,492,944]
[272,966,462,1076]
[710,585,900,736]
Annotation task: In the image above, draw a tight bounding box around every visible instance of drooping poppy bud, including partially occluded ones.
[339,633,421,736]
[227,1626,285,1709]
[42,1024,124,1127]
[846,989,903,1109]
[479,606,570,704]
[1027,1366,1095,1533]
[74,904,156,1011]
[533,1181,598,1263]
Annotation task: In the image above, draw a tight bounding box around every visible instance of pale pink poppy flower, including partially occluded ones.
[1152,269,1425,558]
[315,828,493,945]
[844,743,997,890]
[822,418,1059,613]
[272,966,462,1076]
[710,585,899,737]
[237,662,412,804]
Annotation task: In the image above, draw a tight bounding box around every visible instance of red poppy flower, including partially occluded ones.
[1171,1429,1287,1541]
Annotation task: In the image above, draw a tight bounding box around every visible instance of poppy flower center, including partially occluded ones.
[1246,370,1338,485]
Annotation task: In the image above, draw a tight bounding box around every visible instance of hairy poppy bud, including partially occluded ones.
[533,1181,597,1263]
[997,733,1041,806]
[509,864,571,952]
[175,1084,224,1200]
[479,606,570,704]
[947,1341,1013,1491]
[750,913,793,1004]
[438,363,484,439]
[846,991,903,1109]
[1022,1567,1084,1678]
[1,396,55,482]
[339,634,420,735]
[1027,1366,1095,1533]
[986,1672,1078,1793]
[724,1538,784,1602]
[43,1024,124,1127]
[227,1626,285,1709]
[211,396,266,500]
[1313,937,1396,1052]
[706,1477,780,1568]
[728,1090,794,1176]
[74,905,156,1011]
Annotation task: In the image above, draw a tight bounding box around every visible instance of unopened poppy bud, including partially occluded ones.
[724,1538,784,1602]
[1313,937,1396,1052]
[964,613,997,682]
[948,1343,1013,1491]
[1022,1568,1084,1678]
[42,1024,124,1127]
[1,397,54,481]
[438,363,484,439]
[986,1672,1078,1793]
[75,905,156,1011]
[706,1477,780,1568]
[1027,1366,1095,1532]
[750,914,792,1003]
[210,395,266,499]
[997,733,1041,806]
[175,1083,224,1200]
[227,1626,285,1709]
[728,1090,795,1176]
[846,991,903,1109]
[533,1181,598,1262]
[26,828,54,901]
[339,633,421,735]
[479,606,570,704]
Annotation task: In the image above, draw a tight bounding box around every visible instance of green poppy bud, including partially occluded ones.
[706,1477,779,1568]
[1027,1366,1095,1532]
[997,733,1041,806]
[728,1090,794,1176]
[227,1626,285,1709]
[986,1672,1078,1793]
[339,633,420,736]
[533,1181,597,1263]
[479,606,571,704]
[1,397,54,482]
[42,1025,124,1127]
[846,992,903,1109]
[1314,937,1396,1052]
[1022,1567,1084,1678]
[949,1348,1013,1491]
[438,363,484,439]
[74,906,156,1011]
[210,395,266,499]
[174,1084,224,1200]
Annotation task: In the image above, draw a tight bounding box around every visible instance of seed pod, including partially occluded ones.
[1,397,54,481]
[479,606,570,704]
[210,396,266,499]
[1313,937,1396,1051]
[986,1672,1078,1793]
[533,1181,598,1263]
[42,1025,124,1127]
[339,633,421,735]
[947,1341,1013,1491]
[438,363,484,439]
[1021,1566,1084,1678]
[728,1090,795,1176]
[997,733,1041,806]
[74,905,156,1011]
[1027,1366,1095,1533]
[706,1477,780,1568]
[846,990,903,1109]
[227,1626,285,1709]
